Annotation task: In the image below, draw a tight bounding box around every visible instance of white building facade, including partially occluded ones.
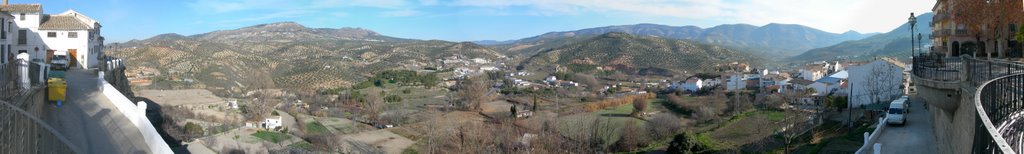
[3,4,103,69]
[847,60,904,106]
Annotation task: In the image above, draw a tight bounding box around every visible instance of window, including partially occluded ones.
[17,30,26,44]
[19,13,24,21]
[47,32,55,38]
[1,19,5,39]
[68,32,77,38]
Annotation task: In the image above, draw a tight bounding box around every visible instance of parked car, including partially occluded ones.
[887,99,908,125]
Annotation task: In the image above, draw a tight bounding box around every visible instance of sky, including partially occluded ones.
[31,0,934,42]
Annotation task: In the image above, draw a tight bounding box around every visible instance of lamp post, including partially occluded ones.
[910,13,917,56]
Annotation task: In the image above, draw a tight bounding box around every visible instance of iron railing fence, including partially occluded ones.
[913,54,962,82]
[974,74,1024,153]
[0,87,82,153]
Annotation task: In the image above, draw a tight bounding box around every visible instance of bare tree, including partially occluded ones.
[364,87,384,123]
[244,91,276,122]
[647,113,681,139]
[863,62,901,105]
[457,76,493,111]
[573,73,602,93]
[630,96,648,117]
[613,121,646,152]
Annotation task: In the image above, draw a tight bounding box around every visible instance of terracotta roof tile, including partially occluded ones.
[39,15,90,30]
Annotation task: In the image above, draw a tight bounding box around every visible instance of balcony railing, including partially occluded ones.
[968,57,1024,153]
[956,29,971,37]
[975,74,1024,153]
[913,55,962,82]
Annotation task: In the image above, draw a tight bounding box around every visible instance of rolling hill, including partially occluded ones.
[110,22,505,93]
[791,13,934,61]
[518,32,761,75]
[484,23,875,58]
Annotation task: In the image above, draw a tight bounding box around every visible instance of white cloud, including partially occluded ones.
[382,9,420,17]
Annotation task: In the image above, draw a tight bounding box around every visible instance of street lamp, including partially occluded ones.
[910,13,917,56]
[919,33,923,55]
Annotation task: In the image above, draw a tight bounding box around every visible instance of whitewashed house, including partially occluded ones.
[809,71,847,96]
[682,78,703,92]
[3,4,103,69]
[702,78,720,88]
[263,116,282,130]
[725,75,746,91]
[0,9,13,64]
[545,76,557,84]
[847,60,905,106]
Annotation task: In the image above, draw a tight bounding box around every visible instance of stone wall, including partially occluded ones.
[914,78,977,154]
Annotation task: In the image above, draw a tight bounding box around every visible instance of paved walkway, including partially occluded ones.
[875,96,936,154]
[43,69,151,153]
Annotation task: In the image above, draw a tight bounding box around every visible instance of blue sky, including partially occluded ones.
[32,0,933,43]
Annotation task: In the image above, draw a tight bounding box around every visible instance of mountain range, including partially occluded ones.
[479,23,876,57]
[518,32,760,76]
[791,13,934,61]
[110,17,929,91]
[112,22,506,93]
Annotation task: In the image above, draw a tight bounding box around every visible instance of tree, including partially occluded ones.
[364,87,384,123]
[952,0,1024,57]
[648,113,681,139]
[244,91,276,122]
[613,121,647,152]
[573,73,602,93]
[510,105,518,118]
[184,122,204,140]
[666,133,712,154]
[532,94,539,111]
[631,96,648,117]
[457,76,493,111]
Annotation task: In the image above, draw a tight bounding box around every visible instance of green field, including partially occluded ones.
[709,110,796,148]
[252,131,292,143]
[306,121,330,134]
[557,99,660,146]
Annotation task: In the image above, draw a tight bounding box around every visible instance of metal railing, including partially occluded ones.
[0,87,82,153]
[913,55,962,82]
[974,74,1024,153]
[0,62,19,100]
[966,58,1024,153]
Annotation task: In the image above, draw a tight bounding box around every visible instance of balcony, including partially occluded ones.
[955,29,971,37]
[933,30,951,38]
[964,58,1024,153]
[913,55,962,82]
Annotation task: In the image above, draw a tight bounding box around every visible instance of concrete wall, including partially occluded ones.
[914,77,975,154]
[849,60,905,106]
[99,77,173,153]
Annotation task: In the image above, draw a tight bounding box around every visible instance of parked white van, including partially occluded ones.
[887,99,908,125]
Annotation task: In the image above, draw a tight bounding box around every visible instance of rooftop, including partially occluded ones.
[0,4,41,13]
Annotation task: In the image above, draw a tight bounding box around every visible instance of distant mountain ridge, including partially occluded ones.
[481,23,875,57]
[519,32,761,75]
[792,12,934,61]
[113,22,504,93]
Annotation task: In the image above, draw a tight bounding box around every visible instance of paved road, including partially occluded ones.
[875,97,936,154]
[43,69,151,153]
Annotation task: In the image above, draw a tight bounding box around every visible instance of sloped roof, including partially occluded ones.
[39,15,90,30]
[828,71,848,79]
[0,4,41,13]
[815,77,843,84]
[790,79,815,86]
